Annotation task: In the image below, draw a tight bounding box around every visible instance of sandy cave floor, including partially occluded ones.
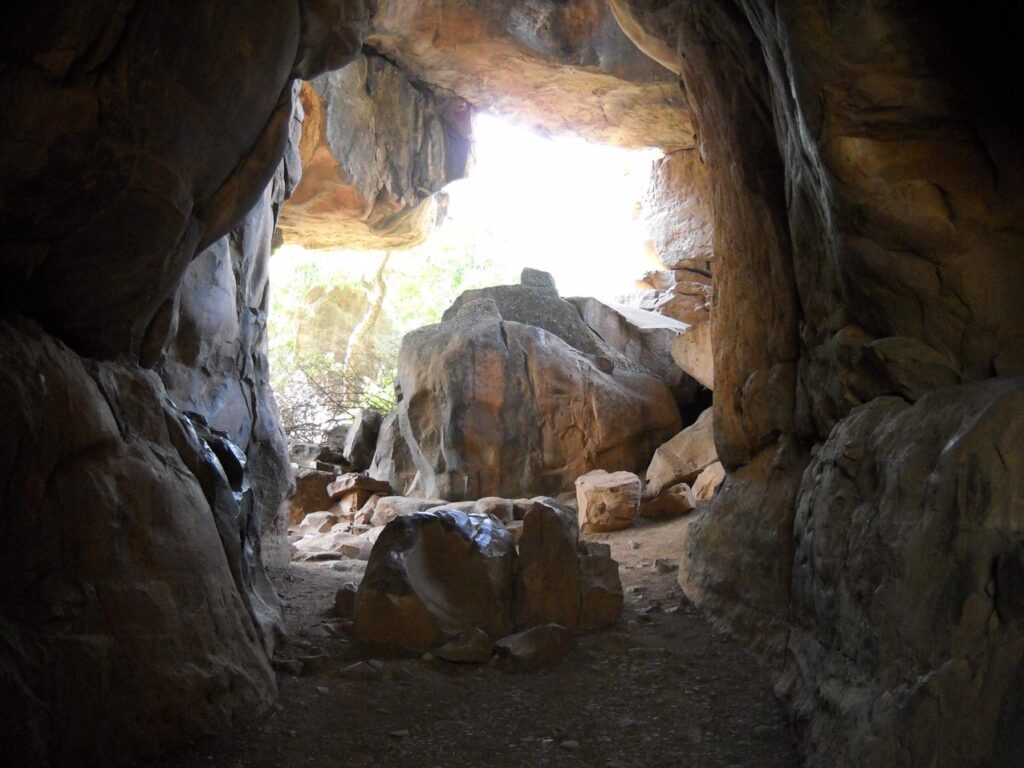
[146,515,798,768]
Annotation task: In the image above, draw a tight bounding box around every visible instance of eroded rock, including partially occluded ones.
[644,407,717,497]
[575,470,642,533]
[354,511,516,652]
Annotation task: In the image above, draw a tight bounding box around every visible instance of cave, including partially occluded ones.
[1,2,1022,768]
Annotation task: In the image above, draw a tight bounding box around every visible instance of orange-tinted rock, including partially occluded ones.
[354,511,516,652]
[515,500,581,631]
[575,470,642,533]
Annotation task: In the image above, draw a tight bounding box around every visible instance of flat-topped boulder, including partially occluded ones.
[575,469,642,533]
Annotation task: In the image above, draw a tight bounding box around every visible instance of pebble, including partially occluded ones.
[559,740,580,751]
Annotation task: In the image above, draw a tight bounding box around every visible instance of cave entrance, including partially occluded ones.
[269,111,669,454]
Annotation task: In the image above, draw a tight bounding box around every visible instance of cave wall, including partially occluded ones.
[616,1,1024,765]
[0,2,374,764]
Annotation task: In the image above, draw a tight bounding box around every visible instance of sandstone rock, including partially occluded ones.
[343,408,385,471]
[293,530,366,561]
[285,468,335,527]
[639,482,695,519]
[373,286,680,500]
[575,470,642,534]
[569,297,701,400]
[299,512,339,535]
[645,407,717,497]
[578,543,624,632]
[370,496,449,527]
[671,321,714,390]
[327,474,393,516]
[691,462,725,501]
[354,511,516,652]
[495,625,574,669]
[520,267,557,289]
[333,583,359,619]
[279,53,471,250]
[369,1,693,150]
[434,627,494,664]
[515,500,581,631]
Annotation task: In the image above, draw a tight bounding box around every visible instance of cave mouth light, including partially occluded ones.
[452,111,663,300]
[269,113,662,443]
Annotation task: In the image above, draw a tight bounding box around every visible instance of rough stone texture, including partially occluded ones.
[0,318,276,766]
[644,407,717,497]
[0,1,371,360]
[671,322,714,390]
[569,297,701,401]
[285,468,335,527]
[354,511,517,652]
[155,144,297,547]
[575,470,642,534]
[642,148,715,271]
[610,2,1024,765]
[279,52,472,250]
[367,1,693,151]
[343,408,386,471]
[515,500,582,631]
[372,288,681,500]
[785,379,1024,767]
[434,627,495,664]
[0,3,373,763]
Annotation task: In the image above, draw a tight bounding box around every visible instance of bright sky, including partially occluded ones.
[451,112,662,298]
[274,112,662,305]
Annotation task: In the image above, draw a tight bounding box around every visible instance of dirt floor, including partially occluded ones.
[147,515,799,768]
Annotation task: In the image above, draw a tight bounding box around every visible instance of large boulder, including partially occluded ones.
[354,510,517,652]
[644,407,717,497]
[671,321,714,390]
[371,286,680,500]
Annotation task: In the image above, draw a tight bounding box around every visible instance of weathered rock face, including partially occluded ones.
[515,501,582,630]
[0,1,371,359]
[371,287,681,500]
[575,470,642,534]
[612,1,1024,765]
[155,142,297,547]
[367,0,693,150]
[786,380,1024,767]
[644,407,716,497]
[0,319,276,766]
[0,2,373,764]
[354,510,517,651]
[279,52,472,250]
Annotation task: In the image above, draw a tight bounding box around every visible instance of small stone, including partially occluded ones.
[315,685,330,695]
[338,661,377,680]
[434,627,494,664]
[389,729,410,739]
[630,541,641,550]
[559,740,580,751]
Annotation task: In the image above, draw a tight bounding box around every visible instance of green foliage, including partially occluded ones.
[268,235,517,444]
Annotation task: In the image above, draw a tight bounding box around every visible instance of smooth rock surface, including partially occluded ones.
[515,500,582,631]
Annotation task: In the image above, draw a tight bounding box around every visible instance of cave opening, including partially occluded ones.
[268,110,693,453]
